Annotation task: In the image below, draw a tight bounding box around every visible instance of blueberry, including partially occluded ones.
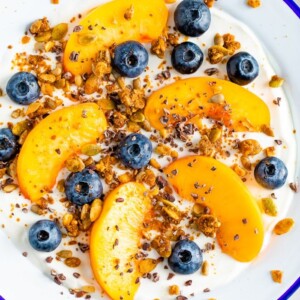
[65,168,103,205]
[6,72,40,105]
[254,156,288,189]
[29,220,62,252]
[112,41,149,78]
[171,42,204,74]
[118,133,152,169]
[226,52,259,86]
[168,240,203,274]
[174,0,211,37]
[0,128,18,162]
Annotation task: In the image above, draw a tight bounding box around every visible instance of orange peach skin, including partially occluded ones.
[64,0,168,75]
[164,155,264,262]
[90,182,152,300]
[17,103,107,203]
[144,77,270,133]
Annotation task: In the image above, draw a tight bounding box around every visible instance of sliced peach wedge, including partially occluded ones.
[64,0,168,75]
[144,77,270,133]
[164,155,264,262]
[17,103,107,203]
[90,182,152,300]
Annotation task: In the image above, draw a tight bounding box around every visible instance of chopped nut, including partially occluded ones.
[62,213,74,226]
[138,258,158,274]
[239,139,262,156]
[269,75,284,88]
[81,286,95,293]
[261,198,277,217]
[39,73,56,83]
[2,184,18,193]
[201,260,209,276]
[265,146,276,157]
[150,158,162,170]
[208,93,225,104]
[118,172,134,184]
[261,124,274,137]
[192,203,209,217]
[231,164,246,177]
[31,204,45,215]
[64,257,81,268]
[214,33,224,46]
[273,218,294,235]
[204,0,215,7]
[90,199,103,222]
[240,156,252,170]
[57,250,73,258]
[271,270,283,283]
[85,75,99,94]
[169,285,180,296]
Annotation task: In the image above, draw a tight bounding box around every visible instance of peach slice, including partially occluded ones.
[164,155,264,262]
[64,0,168,75]
[17,103,107,203]
[90,182,152,300]
[144,77,270,133]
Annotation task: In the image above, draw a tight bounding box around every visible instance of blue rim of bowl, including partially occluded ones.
[278,277,300,299]
[283,0,300,18]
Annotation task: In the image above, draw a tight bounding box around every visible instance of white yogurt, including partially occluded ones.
[0,3,297,300]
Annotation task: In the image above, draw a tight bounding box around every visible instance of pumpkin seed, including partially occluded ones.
[138,258,158,274]
[52,23,68,40]
[77,33,98,45]
[57,250,73,258]
[81,144,101,156]
[130,111,145,123]
[209,127,222,143]
[34,30,52,42]
[64,257,81,268]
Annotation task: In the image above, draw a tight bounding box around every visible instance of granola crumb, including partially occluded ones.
[289,182,298,192]
[169,285,180,295]
[271,270,283,283]
[247,0,261,8]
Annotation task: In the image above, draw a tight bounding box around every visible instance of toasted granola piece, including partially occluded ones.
[151,235,172,258]
[151,35,167,59]
[199,135,214,156]
[247,0,261,8]
[271,270,283,283]
[196,214,221,238]
[239,139,262,156]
